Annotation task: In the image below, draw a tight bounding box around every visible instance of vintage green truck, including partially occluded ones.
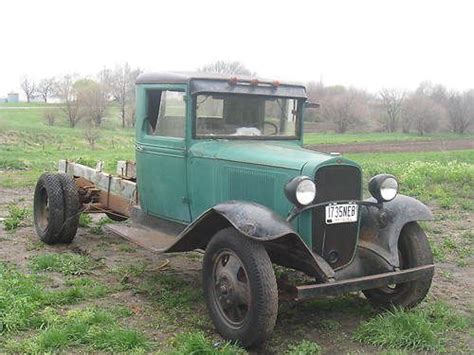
[33,72,434,346]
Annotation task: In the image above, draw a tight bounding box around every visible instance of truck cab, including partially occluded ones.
[134,72,361,268]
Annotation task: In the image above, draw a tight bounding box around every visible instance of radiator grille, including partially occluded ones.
[312,165,362,269]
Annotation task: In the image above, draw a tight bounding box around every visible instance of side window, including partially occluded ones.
[146,90,186,138]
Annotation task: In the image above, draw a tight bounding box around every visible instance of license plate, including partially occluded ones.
[325,203,358,224]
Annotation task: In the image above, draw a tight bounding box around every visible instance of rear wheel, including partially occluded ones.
[57,173,80,243]
[363,222,434,309]
[33,173,80,244]
[203,228,278,347]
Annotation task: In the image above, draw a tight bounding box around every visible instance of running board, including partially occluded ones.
[295,264,434,300]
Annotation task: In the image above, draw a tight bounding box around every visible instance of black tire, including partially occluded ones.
[33,173,65,244]
[363,222,434,309]
[105,212,128,222]
[57,173,80,243]
[203,228,278,347]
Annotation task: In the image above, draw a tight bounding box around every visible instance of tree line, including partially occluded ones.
[304,81,473,135]
[20,61,474,136]
[20,63,141,130]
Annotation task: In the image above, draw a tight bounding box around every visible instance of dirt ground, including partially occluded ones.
[0,187,472,353]
[308,138,474,154]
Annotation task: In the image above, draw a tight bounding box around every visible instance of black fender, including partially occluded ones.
[359,194,433,268]
[165,200,335,281]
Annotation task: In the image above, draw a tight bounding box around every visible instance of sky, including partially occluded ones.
[1,0,473,98]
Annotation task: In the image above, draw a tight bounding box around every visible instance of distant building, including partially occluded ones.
[7,92,19,103]
[0,97,7,103]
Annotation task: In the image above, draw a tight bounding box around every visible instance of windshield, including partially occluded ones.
[195,93,300,138]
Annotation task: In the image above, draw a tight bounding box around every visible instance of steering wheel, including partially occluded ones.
[263,121,279,135]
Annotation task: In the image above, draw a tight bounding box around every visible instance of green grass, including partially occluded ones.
[4,307,149,353]
[286,339,322,354]
[0,263,108,334]
[303,131,474,145]
[79,213,92,227]
[353,302,468,351]
[0,262,139,352]
[2,203,29,230]
[30,252,99,275]
[167,331,246,354]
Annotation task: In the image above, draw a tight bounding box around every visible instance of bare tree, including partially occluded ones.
[446,91,474,134]
[37,78,56,103]
[75,79,108,126]
[56,75,82,128]
[322,87,368,133]
[305,81,325,123]
[199,60,252,76]
[379,88,405,133]
[109,63,141,128]
[83,122,100,149]
[43,108,58,126]
[403,94,443,136]
[20,77,36,102]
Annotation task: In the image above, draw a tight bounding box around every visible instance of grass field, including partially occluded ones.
[1,103,473,353]
[304,131,474,145]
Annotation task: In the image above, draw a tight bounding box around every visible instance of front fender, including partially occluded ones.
[360,194,433,268]
[166,200,335,281]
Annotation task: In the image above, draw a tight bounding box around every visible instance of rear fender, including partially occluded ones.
[359,194,433,268]
[166,200,335,281]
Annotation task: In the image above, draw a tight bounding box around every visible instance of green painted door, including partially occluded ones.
[136,86,191,222]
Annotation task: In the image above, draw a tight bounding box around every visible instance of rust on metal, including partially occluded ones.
[295,264,434,301]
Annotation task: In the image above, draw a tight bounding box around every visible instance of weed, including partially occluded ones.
[30,252,99,275]
[3,203,29,230]
[79,213,92,227]
[90,225,104,235]
[353,301,468,351]
[89,216,113,235]
[168,331,246,354]
[137,271,203,310]
[118,244,137,253]
[112,261,148,280]
[286,339,322,354]
[440,270,452,279]
[317,319,341,331]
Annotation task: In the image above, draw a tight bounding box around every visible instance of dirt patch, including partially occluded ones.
[307,138,474,153]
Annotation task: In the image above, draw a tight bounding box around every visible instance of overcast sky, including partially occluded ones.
[1,0,473,98]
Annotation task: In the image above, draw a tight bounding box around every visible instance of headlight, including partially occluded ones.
[285,176,316,206]
[368,174,398,202]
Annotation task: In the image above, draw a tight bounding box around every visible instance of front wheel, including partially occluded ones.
[203,228,278,347]
[363,222,434,309]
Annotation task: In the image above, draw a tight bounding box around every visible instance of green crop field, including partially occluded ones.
[304,131,474,145]
[1,103,473,353]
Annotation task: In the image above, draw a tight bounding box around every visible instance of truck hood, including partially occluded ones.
[189,140,336,171]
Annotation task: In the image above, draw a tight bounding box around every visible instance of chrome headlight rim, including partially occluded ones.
[285,176,316,207]
[368,174,399,202]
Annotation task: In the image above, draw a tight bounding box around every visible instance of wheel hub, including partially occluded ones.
[212,250,251,327]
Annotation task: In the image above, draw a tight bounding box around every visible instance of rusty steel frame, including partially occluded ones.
[292,264,434,301]
[58,160,137,218]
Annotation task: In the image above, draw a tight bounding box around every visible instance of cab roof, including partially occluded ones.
[136,71,307,99]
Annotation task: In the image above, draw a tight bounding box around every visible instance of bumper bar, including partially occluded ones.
[295,264,434,301]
